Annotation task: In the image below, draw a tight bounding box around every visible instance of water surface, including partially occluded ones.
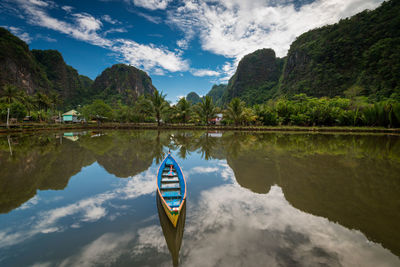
[0,130,399,266]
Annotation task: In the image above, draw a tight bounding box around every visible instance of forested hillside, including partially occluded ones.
[209,0,399,105]
[280,0,399,99]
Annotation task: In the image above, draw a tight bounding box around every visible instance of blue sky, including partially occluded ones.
[0,0,383,103]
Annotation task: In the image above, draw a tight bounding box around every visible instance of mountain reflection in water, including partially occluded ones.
[0,130,399,266]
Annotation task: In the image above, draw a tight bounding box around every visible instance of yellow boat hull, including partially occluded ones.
[160,196,183,227]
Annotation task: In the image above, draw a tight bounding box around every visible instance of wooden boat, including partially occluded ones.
[157,152,187,227]
[157,194,186,267]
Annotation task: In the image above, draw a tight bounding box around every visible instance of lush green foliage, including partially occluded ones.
[206,84,226,106]
[281,0,400,100]
[222,49,284,106]
[192,96,218,125]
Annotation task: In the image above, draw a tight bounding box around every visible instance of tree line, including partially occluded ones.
[1,84,400,128]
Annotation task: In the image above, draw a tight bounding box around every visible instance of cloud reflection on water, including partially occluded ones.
[179,174,400,267]
[0,164,157,249]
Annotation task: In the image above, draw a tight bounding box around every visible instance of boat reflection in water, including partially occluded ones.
[157,194,186,267]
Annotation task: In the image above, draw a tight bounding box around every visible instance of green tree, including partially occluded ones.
[1,84,20,104]
[9,102,27,120]
[81,100,113,121]
[224,98,246,126]
[48,91,62,111]
[150,89,169,126]
[176,97,191,124]
[194,96,217,125]
[133,95,153,122]
[34,92,50,112]
[17,91,35,116]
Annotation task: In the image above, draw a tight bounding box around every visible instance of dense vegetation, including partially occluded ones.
[222,48,284,105]
[210,0,400,105]
[280,0,400,100]
[0,28,157,110]
[1,82,400,128]
[206,84,227,106]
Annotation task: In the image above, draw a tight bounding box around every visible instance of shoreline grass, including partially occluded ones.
[1,122,400,134]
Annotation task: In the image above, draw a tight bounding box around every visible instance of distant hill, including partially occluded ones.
[222,48,284,105]
[0,27,51,95]
[32,49,93,107]
[186,91,202,104]
[207,84,226,106]
[205,0,399,105]
[0,27,157,108]
[90,64,156,105]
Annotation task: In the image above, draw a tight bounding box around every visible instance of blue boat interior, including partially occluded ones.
[158,154,185,209]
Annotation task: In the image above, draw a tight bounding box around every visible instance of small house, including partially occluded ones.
[62,110,80,123]
[209,113,223,125]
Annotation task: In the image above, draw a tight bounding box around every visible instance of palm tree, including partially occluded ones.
[1,84,19,104]
[176,97,191,124]
[150,89,169,126]
[134,95,153,122]
[49,91,62,111]
[34,92,50,112]
[18,91,35,116]
[195,96,217,125]
[224,98,245,126]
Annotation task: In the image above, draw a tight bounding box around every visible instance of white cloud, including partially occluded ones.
[189,166,219,174]
[10,0,189,74]
[59,232,136,267]
[190,68,220,77]
[5,26,32,43]
[29,0,49,7]
[116,39,189,72]
[104,27,127,36]
[61,5,73,13]
[176,38,189,49]
[0,166,157,249]
[135,11,162,24]
[133,0,172,10]
[168,0,385,78]
[36,33,57,42]
[102,14,119,25]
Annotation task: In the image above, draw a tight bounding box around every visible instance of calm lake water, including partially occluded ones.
[0,130,399,267]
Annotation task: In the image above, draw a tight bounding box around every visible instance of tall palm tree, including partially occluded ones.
[196,96,216,125]
[224,98,245,126]
[176,97,191,124]
[49,91,61,111]
[150,89,169,126]
[18,91,35,116]
[1,84,19,104]
[35,92,50,112]
[134,95,153,122]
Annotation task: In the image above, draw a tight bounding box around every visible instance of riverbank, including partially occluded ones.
[1,122,400,134]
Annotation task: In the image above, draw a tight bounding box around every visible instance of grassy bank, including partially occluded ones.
[1,122,400,134]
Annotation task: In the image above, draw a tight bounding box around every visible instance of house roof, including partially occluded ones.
[62,110,80,116]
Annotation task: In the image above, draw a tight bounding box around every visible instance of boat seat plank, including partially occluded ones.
[161,177,180,183]
[162,191,181,198]
[162,174,178,178]
[161,183,180,189]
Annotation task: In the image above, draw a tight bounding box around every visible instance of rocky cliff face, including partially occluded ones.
[32,49,93,106]
[0,27,93,108]
[0,27,51,94]
[91,64,156,104]
[222,48,284,105]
